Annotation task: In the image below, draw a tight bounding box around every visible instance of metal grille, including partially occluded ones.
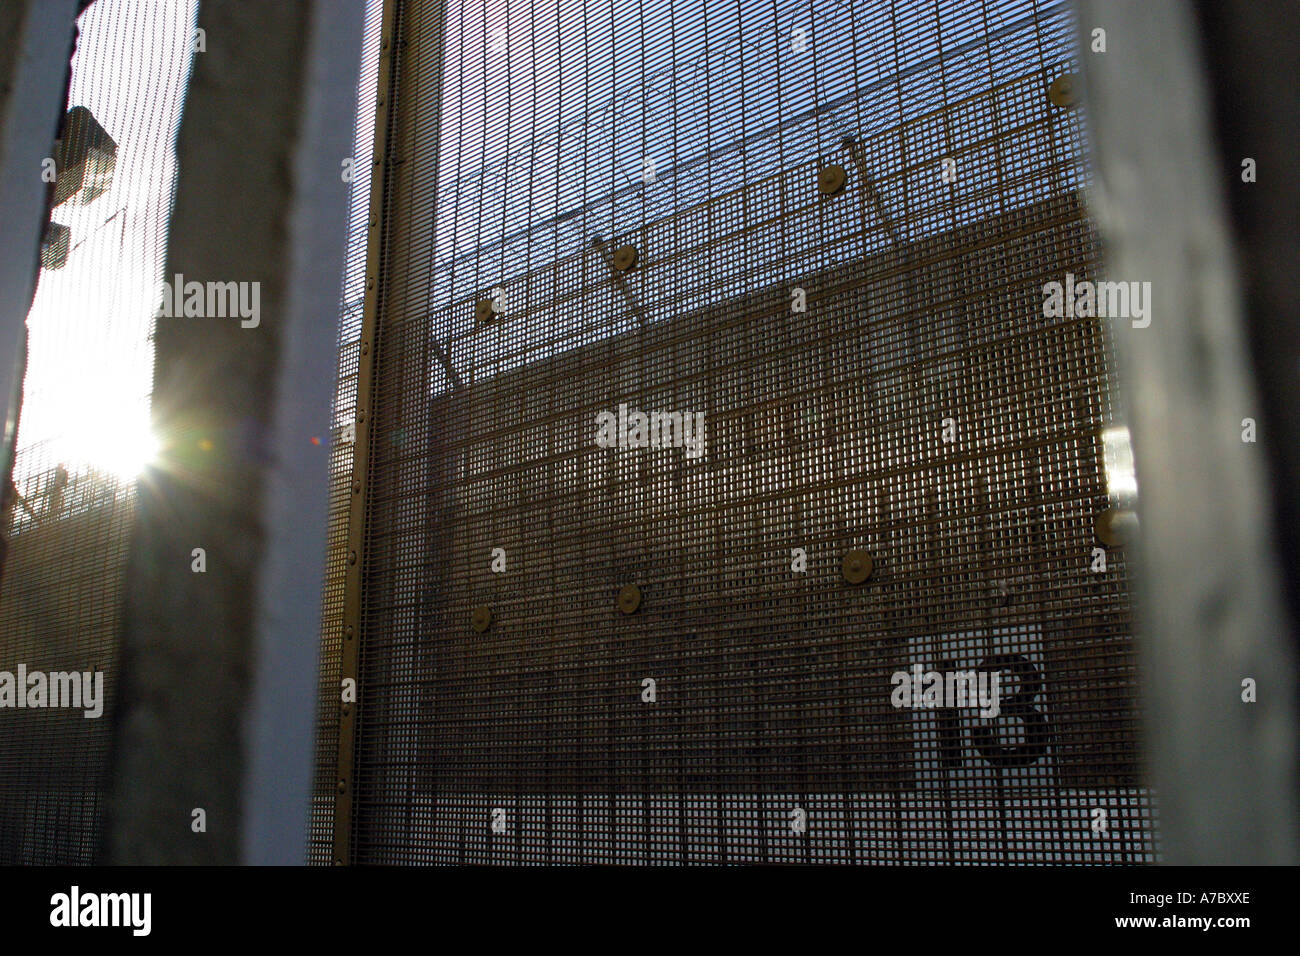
[325,0,1159,863]
[0,0,195,864]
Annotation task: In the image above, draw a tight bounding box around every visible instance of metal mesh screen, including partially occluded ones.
[324,0,1159,864]
[0,0,195,864]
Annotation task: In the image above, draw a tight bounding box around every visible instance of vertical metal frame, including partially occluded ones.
[333,0,401,866]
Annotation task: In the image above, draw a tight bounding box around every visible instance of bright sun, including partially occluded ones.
[43,406,160,483]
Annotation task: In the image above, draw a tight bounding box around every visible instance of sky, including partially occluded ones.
[17,0,196,500]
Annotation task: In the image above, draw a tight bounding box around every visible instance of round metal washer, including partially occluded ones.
[612,245,639,272]
[842,550,874,585]
[618,583,642,615]
[818,164,847,196]
[471,605,493,633]
[1048,73,1078,109]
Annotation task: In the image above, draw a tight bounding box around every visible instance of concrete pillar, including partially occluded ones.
[1076,0,1299,864]
[103,0,362,864]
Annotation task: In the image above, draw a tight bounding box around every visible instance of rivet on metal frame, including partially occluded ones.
[471,606,493,633]
[618,583,642,614]
[818,164,848,196]
[612,245,639,272]
[1048,73,1078,109]
[841,550,874,584]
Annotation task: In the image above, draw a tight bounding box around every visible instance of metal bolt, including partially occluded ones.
[842,550,874,584]
[818,164,848,196]
[1048,73,1078,109]
[618,583,642,614]
[612,245,639,272]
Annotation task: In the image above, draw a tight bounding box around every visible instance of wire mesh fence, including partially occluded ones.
[0,0,1155,866]
[317,0,1158,864]
[0,0,196,864]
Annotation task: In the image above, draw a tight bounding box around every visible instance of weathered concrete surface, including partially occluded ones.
[1076,0,1299,864]
[103,0,361,864]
